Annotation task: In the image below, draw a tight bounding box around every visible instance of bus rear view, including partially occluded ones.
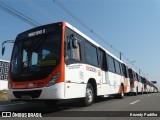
[8,22,65,105]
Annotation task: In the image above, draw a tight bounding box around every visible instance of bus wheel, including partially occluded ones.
[117,85,124,99]
[44,100,58,107]
[81,83,94,106]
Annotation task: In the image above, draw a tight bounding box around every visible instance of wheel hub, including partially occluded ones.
[86,88,93,103]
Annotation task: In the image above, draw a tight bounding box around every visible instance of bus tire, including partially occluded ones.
[81,83,94,106]
[117,85,124,99]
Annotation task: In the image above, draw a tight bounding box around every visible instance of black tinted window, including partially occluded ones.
[129,69,133,79]
[107,56,115,72]
[98,49,106,70]
[134,72,137,81]
[85,42,98,66]
[115,60,121,74]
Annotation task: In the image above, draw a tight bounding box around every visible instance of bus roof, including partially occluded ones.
[13,21,125,64]
[66,22,123,64]
[0,59,10,63]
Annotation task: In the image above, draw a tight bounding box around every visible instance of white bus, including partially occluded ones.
[136,73,143,94]
[129,68,144,95]
[121,63,130,94]
[143,78,150,93]
[128,68,139,95]
[5,21,131,106]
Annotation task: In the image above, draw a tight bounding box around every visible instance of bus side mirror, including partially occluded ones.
[2,46,5,56]
[1,40,14,56]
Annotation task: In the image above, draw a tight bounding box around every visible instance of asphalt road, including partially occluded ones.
[0,93,160,120]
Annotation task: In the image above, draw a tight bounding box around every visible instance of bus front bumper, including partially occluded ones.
[8,82,65,101]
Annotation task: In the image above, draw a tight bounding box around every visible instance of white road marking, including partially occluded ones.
[0,102,26,107]
[130,100,140,105]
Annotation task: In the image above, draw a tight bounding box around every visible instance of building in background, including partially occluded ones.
[0,59,9,90]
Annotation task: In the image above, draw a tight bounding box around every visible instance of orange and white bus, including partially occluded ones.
[128,68,139,95]
[136,73,143,94]
[129,68,144,95]
[121,63,130,94]
[6,21,130,106]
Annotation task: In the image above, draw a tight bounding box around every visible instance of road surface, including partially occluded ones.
[0,93,160,120]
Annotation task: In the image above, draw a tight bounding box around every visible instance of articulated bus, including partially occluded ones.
[6,21,132,106]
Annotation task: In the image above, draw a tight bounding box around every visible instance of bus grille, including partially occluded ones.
[13,90,42,98]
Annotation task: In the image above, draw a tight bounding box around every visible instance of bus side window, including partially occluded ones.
[85,42,98,66]
[139,76,142,83]
[107,56,116,73]
[119,63,123,76]
[115,60,121,75]
[65,35,81,61]
[133,71,136,81]
[126,67,129,78]
[122,64,127,77]
[98,49,107,71]
[136,73,139,82]
[135,73,138,81]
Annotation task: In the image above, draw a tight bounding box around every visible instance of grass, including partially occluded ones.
[0,90,8,101]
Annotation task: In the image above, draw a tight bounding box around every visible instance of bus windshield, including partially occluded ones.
[10,32,61,82]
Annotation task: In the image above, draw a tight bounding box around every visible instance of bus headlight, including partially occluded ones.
[46,72,60,87]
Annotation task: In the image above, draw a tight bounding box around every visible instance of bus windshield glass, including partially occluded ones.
[10,32,61,82]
